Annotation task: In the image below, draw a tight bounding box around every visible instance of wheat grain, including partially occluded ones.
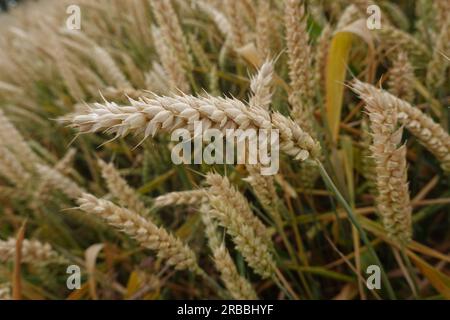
[77,193,200,273]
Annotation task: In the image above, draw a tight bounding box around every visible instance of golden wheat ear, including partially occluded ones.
[77,193,201,274]
[350,80,412,244]
[351,79,450,172]
[205,172,275,279]
[0,238,66,264]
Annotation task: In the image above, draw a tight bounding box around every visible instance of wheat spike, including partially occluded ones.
[154,190,206,208]
[151,25,190,93]
[249,59,274,110]
[360,118,378,196]
[92,46,131,89]
[197,1,231,37]
[200,202,222,251]
[351,81,413,244]
[314,24,331,96]
[377,25,430,62]
[205,173,275,278]
[67,93,321,161]
[98,159,148,216]
[31,148,76,207]
[244,164,280,220]
[200,203,258,299]
[0,145,30,186]
[285,0,315,130]
[0,109,40,169]
[352,80,450,172]
[207,173,270,244]
[256,0,272,60]
[150,0,193,70]
[388,52,415,102]
[0,238,65,264]
[0,283,11,300]
[77,193,200,273]
[213,244,259,300]
[426,18,450,93]
[336,4,361,30]
[35,164,85,199]
[224,0,248,48]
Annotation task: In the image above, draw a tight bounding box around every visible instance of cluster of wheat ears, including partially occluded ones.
[0,0,449,300]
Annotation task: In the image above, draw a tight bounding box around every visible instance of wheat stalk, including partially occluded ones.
[352,80,450,172]
[205,173,275,278]
[77,193,200,273]
[67,93,321,161]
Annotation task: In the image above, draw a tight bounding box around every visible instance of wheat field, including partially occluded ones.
[0,0,449,300]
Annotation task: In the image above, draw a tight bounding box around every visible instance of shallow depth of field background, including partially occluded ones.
[0,0,449,300]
